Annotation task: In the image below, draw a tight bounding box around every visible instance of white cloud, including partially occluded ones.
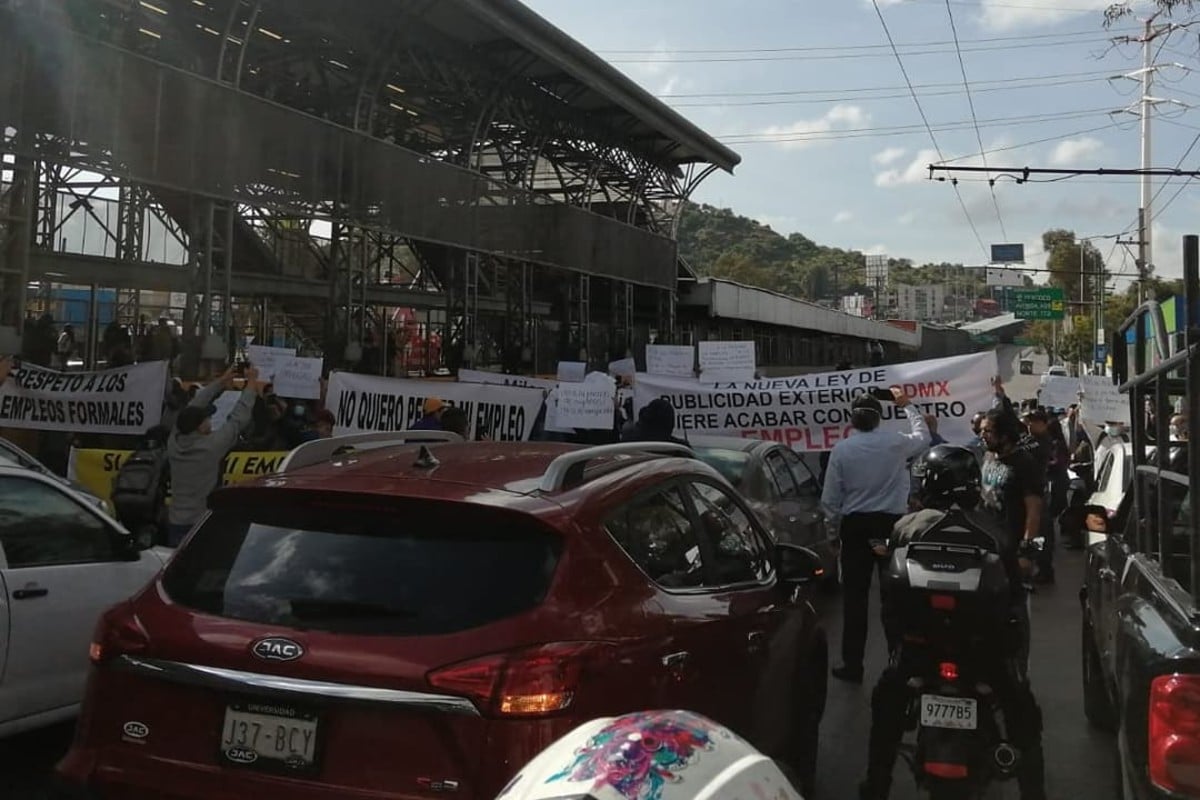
[760,105,869,150]
[979,0,1111,31]
[875,148,939,187]
[834,210,854,224]
[863,243,889,256]
[872,147,907,167]
[898,210,919,225]
[1049,137,1105,167]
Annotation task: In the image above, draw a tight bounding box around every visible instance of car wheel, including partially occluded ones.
[1082,616,1116,731]
[790,631,828,797]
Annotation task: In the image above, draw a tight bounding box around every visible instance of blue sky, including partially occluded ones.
[523,0,1200,285]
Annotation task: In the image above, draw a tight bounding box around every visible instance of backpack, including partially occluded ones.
[111,435,170,527]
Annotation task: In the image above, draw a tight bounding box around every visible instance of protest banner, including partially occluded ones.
[0,360,167,435]
[273,356,324,399]
[457,368,557,392]
[69,447,288,504]
[634,351,997,452]
[698,340,757,383]
[327,372,545,440]
[645,344,695,377]
[1079,375,1131,426]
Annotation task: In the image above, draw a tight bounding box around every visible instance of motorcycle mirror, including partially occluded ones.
[1082,504,1109,535]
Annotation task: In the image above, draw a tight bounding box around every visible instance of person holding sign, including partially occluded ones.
[821,387,930,684]
[166,365,263,546]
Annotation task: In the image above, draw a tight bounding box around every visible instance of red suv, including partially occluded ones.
[57,437,828,800]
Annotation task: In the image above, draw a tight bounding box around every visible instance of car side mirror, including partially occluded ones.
[776,543,825,585]
[113,530,144,561]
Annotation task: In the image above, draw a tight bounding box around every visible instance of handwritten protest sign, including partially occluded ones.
[246,344,296,382]
[698,340,757,383]
[1079,376,1131,426]
[646,345,695,377]
[273,356,324,400]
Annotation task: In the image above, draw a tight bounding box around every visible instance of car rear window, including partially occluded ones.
[162,505,562,635]
[694,448,750,488]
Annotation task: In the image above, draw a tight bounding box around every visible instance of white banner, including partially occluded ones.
[327,372,545,441]
[0,360,167,435]
[645,345,695,377]
[634,352,997,451]
[457,368,556,392]
[553,382,616,430]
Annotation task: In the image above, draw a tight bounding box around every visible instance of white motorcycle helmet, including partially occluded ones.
[496,710,804,800]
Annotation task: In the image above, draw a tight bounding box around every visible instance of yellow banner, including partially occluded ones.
[69,448,289,504]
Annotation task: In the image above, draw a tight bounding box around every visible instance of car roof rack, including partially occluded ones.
[538,442,693,493]
[278,431,463,474]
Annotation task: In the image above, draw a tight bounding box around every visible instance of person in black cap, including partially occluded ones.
[621,398,686,445]
[821,387,931,683]
[166,365,263,546]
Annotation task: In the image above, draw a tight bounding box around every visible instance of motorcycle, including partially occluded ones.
[882,518,1039,800]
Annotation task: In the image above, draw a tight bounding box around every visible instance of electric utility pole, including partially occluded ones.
[1113,13,1189,301]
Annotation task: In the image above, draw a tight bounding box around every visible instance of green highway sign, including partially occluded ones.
[1012,287,1065,321]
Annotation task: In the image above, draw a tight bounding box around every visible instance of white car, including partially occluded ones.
[1040,365,1069,386]
[0,465,169,738]
[1085,442,1134,547]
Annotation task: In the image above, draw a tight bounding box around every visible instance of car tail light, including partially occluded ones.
[925,762,969,779]
[930,594,956,611]
[939,662,960,682]
[428,642,613,717]
[88,602,150,665]
[1149,674,1200,795]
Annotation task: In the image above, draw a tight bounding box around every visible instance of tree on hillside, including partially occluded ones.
[1042,229,1106,309]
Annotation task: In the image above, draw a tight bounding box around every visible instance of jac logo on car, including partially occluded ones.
[251,637,304,662]
[121,721,149,742]
[225,747,259,764]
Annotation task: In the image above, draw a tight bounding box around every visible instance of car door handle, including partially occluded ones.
[747,631,767,653]
[662,651,690,669]
[13,586,48,600]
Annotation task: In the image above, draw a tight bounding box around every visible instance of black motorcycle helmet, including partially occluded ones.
[912,445,982,510]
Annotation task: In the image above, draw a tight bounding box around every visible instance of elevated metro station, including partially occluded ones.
[0,0,959,378]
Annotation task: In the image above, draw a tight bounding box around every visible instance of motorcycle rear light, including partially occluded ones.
[925,762,969,779]
[88,602,149,665]
[1149,674,1200,795]
[428,642,613,718]
[939,662,960,682]
[929,594,956,611]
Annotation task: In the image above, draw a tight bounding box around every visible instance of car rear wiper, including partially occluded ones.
[286,599,416,620]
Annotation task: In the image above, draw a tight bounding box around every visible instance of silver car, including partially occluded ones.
[688,435,838,588]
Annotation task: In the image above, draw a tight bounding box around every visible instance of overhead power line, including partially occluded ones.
[598,27,1136,55]
[944,0,1008,240]
[658,68,1121,98]
[716,106,1132,143]
[870,0,988,260]
[607,32,1127,64]
[667,74,1114,108]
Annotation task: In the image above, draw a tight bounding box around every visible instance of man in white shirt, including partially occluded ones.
[822,387,930,683]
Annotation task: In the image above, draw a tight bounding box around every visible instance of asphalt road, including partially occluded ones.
[0,545,1116,800]
[813,544,1119,799]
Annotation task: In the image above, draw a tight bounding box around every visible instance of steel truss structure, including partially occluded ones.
[0,0,736,374]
